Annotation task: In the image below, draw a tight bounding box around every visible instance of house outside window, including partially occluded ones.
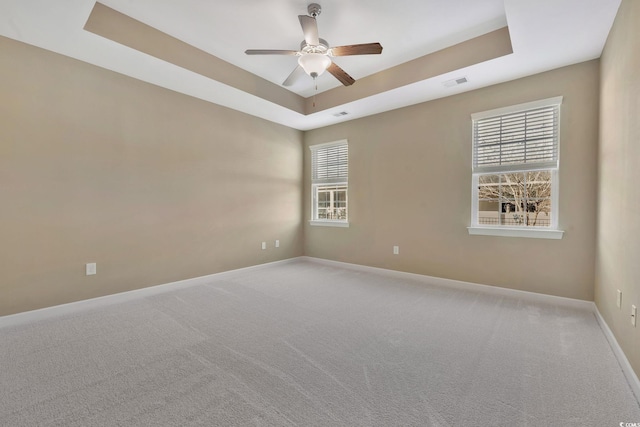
[310,140,349,227]
[468,97,564,239]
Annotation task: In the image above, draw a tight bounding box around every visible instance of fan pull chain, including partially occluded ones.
[313,76,317,108]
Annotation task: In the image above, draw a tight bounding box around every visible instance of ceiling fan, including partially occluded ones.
[245,3,383,87]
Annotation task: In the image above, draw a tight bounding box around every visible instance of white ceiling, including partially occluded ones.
[0,0,621,130]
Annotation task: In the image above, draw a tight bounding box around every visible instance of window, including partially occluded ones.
[469,97,564,239]
[310,140,348,227]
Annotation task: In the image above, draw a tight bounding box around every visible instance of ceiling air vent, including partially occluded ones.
[332,111,349,117]
[443,76,468,87]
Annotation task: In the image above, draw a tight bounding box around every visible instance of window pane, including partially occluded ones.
[333,190,347,219]
[315,184,347,220]
[524,170,552,227]
[500,173,523,226]
[317,190,331,219]
[478,175,501,225]
[477,171,552,227]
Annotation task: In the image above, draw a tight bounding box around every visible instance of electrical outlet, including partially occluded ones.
[632,305,637,327]
[86,263,97,276]
[617,289,622,309]
[261,242,266,250]
[275,240,280,248]
[393,246,399,255]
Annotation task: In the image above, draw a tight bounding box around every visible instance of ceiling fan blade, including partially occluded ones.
[330,42,383,56]
[245,49,299,55]
[282,65,306,86]
[298,15,320,46]
[327,62,355,86]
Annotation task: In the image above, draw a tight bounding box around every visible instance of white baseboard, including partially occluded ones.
[301,256,640,402]
[301,256,593,309]
[0,257,300,328]
[593,308,640,401]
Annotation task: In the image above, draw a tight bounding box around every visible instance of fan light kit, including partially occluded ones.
[299,52,331,78]
[245,3,383,87]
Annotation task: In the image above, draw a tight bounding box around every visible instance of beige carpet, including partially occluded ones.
[1,258,638,426]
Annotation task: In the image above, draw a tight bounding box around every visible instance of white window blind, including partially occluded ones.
[311,141,348,184]
[472,98,560,173]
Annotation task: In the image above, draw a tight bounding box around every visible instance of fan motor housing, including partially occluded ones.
[300,38,329,53]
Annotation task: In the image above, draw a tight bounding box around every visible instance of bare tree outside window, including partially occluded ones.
[478,171,552,227]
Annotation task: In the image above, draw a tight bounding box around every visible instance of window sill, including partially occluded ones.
[309,220,349,228]
[467,226,564,239]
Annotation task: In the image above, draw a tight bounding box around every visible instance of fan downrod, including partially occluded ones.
[307,3,321,18]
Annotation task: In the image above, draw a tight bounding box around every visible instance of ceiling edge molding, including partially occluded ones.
[84,2,306,114]
[305,26,513,113]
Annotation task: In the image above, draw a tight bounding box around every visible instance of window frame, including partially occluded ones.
[468,97,564,239]
[309,140,349,228]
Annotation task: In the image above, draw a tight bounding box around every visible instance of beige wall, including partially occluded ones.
[0,28,608,315]
[0,37,304,315]
[304,61,600,300]
[596,0,640,374]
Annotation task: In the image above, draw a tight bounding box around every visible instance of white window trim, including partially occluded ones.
[467,227,564,239]
[310,140,349,227]
[470,96,563,121]
[468,97,564,240]
[308,139,349,151]
[309,220,350,228]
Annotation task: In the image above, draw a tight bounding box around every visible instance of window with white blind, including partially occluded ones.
[310,140,349,227]
[469,97,564,239]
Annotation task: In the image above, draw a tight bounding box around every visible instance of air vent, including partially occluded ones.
[332,111,349,117]
[443,76,468,87]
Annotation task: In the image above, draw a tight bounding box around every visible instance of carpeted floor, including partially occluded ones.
[1,259,638,426]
